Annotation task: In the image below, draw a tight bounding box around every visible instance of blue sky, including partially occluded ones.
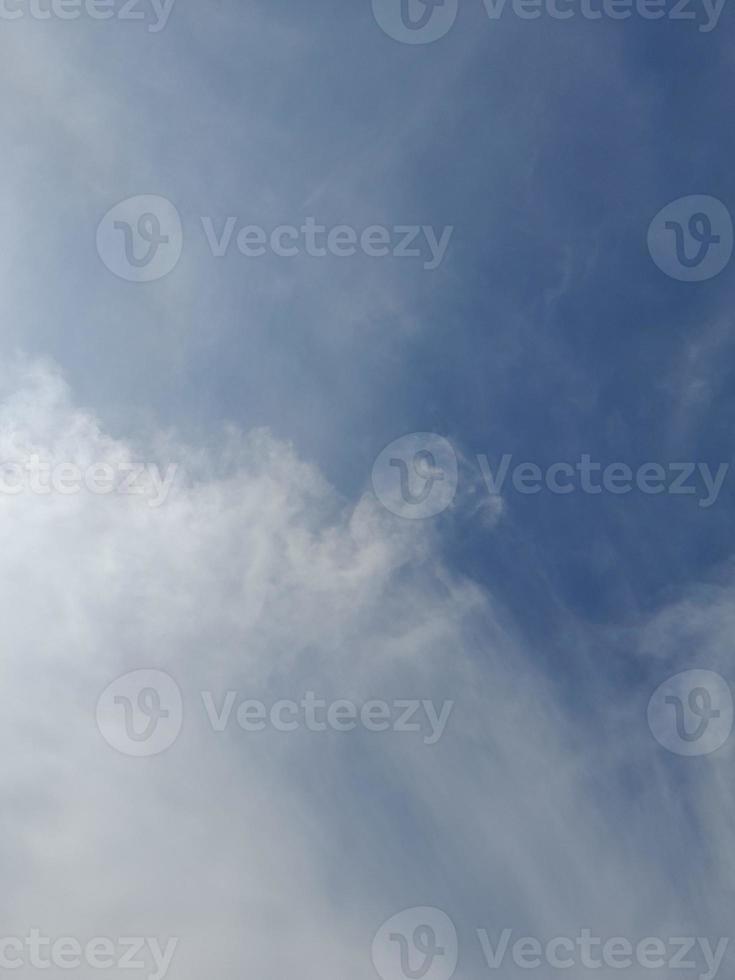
[0,3,734,980]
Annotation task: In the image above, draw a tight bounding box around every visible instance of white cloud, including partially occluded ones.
[0,360,731,980]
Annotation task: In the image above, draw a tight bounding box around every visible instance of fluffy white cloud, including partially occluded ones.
[0,361,731,980]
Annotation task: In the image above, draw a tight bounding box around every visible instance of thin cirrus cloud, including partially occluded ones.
[0,1,733,979]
